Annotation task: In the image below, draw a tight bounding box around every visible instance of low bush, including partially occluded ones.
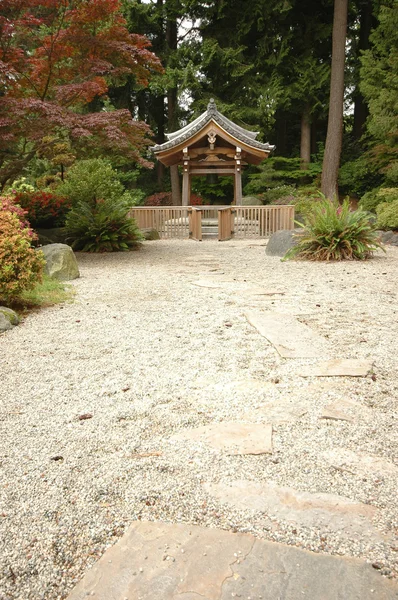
[0,199,45,303]
[376,199,398,230]
[144,192,173,206]
[65,197,142,253]
[13,191,71,228]
[284,197,383,261]
[360,187,397,213]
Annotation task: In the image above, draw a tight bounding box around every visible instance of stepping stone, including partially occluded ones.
[66,521,398,600]
[205,480,384,540]
[172,422,273,455]
[320,398,371,423]
[246,311,327,358]
[300,359,374,377]
[242,398,309,424]
[321,448,398,476]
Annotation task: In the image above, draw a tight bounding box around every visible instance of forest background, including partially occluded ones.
[0,0,397,215]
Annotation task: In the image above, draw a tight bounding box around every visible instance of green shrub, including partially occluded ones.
[0,200,45,303]
[65,197,142,253]
[284,198,384,261]
[360,187,397,213]
[376,199,398,230]
[57,159,133,207]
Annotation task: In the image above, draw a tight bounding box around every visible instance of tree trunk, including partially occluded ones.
[321,0,348,200]
[166,7,181,205]
[353,0,373,140]
[300,106,311,169]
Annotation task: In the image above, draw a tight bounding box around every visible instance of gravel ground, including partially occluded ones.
[0,239,397,600]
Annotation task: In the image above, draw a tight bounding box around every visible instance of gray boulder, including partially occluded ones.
[377,230,398,246]
[141,228,160,241]
[0,307,19,333]
[39,243,80,280]
[266,228,303,257]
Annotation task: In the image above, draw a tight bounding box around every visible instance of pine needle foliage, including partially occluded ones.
[284,197,384,261]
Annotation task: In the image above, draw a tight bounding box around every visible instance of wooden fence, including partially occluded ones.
[128,205,295,240]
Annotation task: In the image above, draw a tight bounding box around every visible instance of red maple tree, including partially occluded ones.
[0,0,162,188]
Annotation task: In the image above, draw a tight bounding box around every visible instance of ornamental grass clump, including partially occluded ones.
[65,197,142,253]
[284,197,384,261]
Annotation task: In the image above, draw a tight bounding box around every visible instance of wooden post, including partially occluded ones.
[235,147,242,206]
[182,147,190,206]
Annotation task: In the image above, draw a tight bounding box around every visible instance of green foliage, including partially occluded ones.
[376,199,398,231]
[244,157,321,200]
[65,197,143,253]
[9,177,35,194]
[284,197,383,261]
[338,155,382,198]
[191,176,233,204]
[0,200,45,303]
[360,188,397,213]
[360,2,398,178]
[56,159,134,207]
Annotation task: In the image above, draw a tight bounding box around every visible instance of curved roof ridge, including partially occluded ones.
[151,98,275,154]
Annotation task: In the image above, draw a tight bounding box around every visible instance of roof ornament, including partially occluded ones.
[207,98,218,115]
[208,129,216,150]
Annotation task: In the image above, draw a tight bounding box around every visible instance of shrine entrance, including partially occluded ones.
[150,98,275,206]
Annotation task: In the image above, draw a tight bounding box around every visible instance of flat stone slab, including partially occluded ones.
[246,311,327,358]
[242,397,309,424]
[173,422,273,455]
[300,359,374,377]
[66,521,398,600]
[205,480,384,540]
[321,448,398,476]
[320,398,371,423]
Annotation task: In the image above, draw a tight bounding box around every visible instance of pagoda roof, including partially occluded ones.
[150,99,275,155]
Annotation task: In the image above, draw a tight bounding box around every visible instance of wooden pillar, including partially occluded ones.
[182,147,190,206]
[235,146,242,206]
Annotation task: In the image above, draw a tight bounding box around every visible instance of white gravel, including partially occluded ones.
[0,239,397,599]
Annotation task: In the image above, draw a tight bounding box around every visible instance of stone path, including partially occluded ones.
[67,521,398,600]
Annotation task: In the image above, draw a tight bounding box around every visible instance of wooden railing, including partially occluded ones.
[128,205,295,240]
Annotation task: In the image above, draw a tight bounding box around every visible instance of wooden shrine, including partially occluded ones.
[150,99,275,205]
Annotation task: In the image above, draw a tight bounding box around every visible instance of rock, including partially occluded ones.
[320,448,398,476]
[172,422,273,455]
[36,227,68,245]
[65,521,398,600]
[320,398,371,423]
[0,307,19,332]
[265,228,303,257]
[242,196,263,206]
[245,311,328,358]
[205,480,383,540]
[39,244,80,281]
[300,359,374,377]
[377,230,398,246]
[242,397,309,424]
[141,227,160,240]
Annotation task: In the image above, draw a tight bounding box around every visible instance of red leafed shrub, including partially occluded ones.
[0,199,44,303]
[13,191,72,228]
[144,192,173,206]
[190,194,206,206]
[0,196,33,233]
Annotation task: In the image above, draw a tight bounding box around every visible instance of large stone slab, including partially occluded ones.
[205,480,384,540]
[320,398,372,423]
[321,448,398,476]
[246,311,327,358]
[66,521,398,600]
[300,359,374,377]
[173,422,273,455]
[242,397,310,424]
[265,228,302,257]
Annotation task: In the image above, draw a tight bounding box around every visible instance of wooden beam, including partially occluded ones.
[190,169,236,175]
[182,148,190,206]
